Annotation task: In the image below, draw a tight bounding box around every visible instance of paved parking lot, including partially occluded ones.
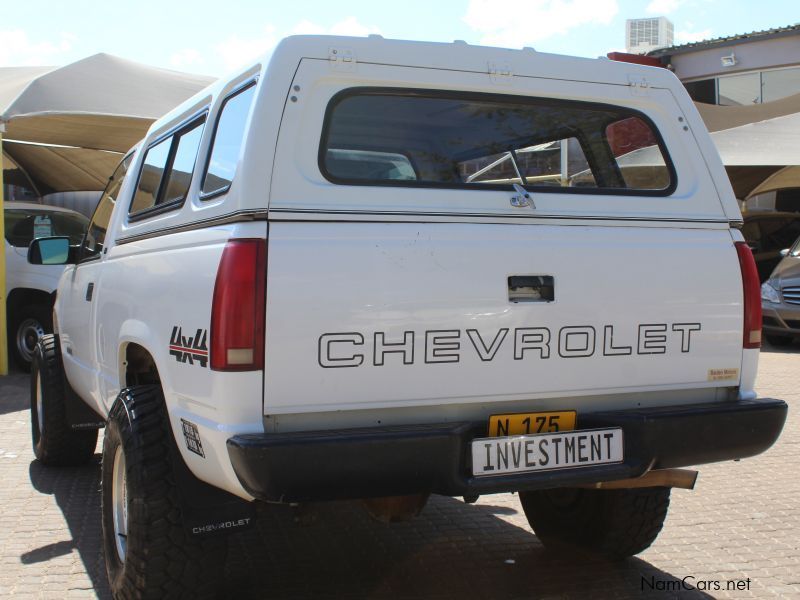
[0,344,798,599]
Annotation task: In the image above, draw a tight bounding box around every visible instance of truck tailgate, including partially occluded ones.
[263,221,742,415]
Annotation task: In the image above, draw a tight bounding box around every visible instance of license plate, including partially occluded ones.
[471,428,624,477]
[488,410,576,436]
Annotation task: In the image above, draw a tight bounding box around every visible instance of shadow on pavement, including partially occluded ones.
[221,496,713,600]
[26,459,713,600]
[0,372,29,417]
[28,457,111,599]
[761,338,800,354]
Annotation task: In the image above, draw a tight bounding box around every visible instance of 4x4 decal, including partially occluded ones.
[169,326,209,368]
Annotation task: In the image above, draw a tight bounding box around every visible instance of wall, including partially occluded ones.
[670,35,800,81]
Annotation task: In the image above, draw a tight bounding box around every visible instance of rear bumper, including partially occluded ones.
[227,398,787,502]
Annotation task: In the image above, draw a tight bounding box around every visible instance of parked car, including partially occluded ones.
[4,201,89,369]
[741,211,800,282]
[761,236,800,345]
[26,35,786,598]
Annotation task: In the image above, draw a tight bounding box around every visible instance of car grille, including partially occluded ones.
[782,286,800,306]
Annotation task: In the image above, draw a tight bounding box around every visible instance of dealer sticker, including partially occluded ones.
[708,368,739,382]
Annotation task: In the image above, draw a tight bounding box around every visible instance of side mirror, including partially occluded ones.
[780,248,790,257]
[28,236,72,265]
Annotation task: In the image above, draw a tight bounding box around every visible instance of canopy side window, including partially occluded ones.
[129,114,207,220]
[200,81,257,200]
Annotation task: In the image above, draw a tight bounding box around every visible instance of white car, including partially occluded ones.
[4,201,89,369]
[26,35,787,598]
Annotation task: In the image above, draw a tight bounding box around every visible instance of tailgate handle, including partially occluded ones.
[508,276,554,303]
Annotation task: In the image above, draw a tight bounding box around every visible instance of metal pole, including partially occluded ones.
[560,138,569,187]
[0,123,9,375]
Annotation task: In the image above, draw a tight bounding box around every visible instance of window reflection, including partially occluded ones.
[718,72,761,106]
[685,67,800,106]
[762,67,800,103]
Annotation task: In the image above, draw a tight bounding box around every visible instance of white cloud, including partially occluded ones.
[291,16,381,37]
[213,25,279,72]
[0,30,75,66]
[169,48,203,69]
[645,0,685,14]
[463,0,619,49]
[675,28,713,43]
[211,18,380,73]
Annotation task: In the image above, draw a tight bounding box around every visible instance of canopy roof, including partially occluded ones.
[1,53,214,192]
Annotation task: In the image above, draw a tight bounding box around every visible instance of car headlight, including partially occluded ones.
[761,280,781,304]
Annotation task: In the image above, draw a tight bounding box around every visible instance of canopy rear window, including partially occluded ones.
[320,89,675,196]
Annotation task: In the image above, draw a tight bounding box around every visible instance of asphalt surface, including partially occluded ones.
[0,343,798,599]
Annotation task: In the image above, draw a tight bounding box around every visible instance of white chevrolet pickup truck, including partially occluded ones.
[27,36,787,598]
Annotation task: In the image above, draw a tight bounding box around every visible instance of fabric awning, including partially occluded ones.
[746,166,800,199]
[709,112,800,167]
[0,53,214,193]
[695,91,800,133]
[3,142,123,193]
[1,53,214,152]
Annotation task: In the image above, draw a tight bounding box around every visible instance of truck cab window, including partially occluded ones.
[83,153,133,260]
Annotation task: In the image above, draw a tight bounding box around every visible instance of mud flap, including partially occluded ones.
[63,379,106,430]
[167,425,257,538]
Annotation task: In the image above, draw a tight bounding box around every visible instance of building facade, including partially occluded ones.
[648,24,800,106]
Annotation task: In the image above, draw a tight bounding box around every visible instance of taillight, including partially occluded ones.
[735,241,762,349]
[211,239,266,370]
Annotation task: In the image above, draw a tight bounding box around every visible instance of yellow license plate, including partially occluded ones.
[488,410,577,436]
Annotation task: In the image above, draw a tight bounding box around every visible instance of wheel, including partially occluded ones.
[102,385,224,599]
[12,303,52,371]
[519,486,671,559]
[30,335,98,465]
[766,334,793,347]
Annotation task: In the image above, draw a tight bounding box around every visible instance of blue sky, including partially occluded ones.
[1,0,797,76]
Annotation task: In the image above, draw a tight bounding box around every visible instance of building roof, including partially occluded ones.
[647,23,800,58]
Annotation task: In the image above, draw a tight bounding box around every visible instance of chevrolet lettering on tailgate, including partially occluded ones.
[318,323,702,367]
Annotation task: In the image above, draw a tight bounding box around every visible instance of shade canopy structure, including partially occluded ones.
[689,95,800,198]
[726,166,785,199]
[0,53,214,192]
[3,141,123,193]
[746,166,800,199]
[695,91,800,133]
[1,53,214,151]
[709,112,800,167]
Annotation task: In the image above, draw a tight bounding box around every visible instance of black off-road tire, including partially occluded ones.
[12,303,52,371]
[520,486,671,559]
[766,334,793,347]
[102,385,225,599]
[30,335,98,465]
